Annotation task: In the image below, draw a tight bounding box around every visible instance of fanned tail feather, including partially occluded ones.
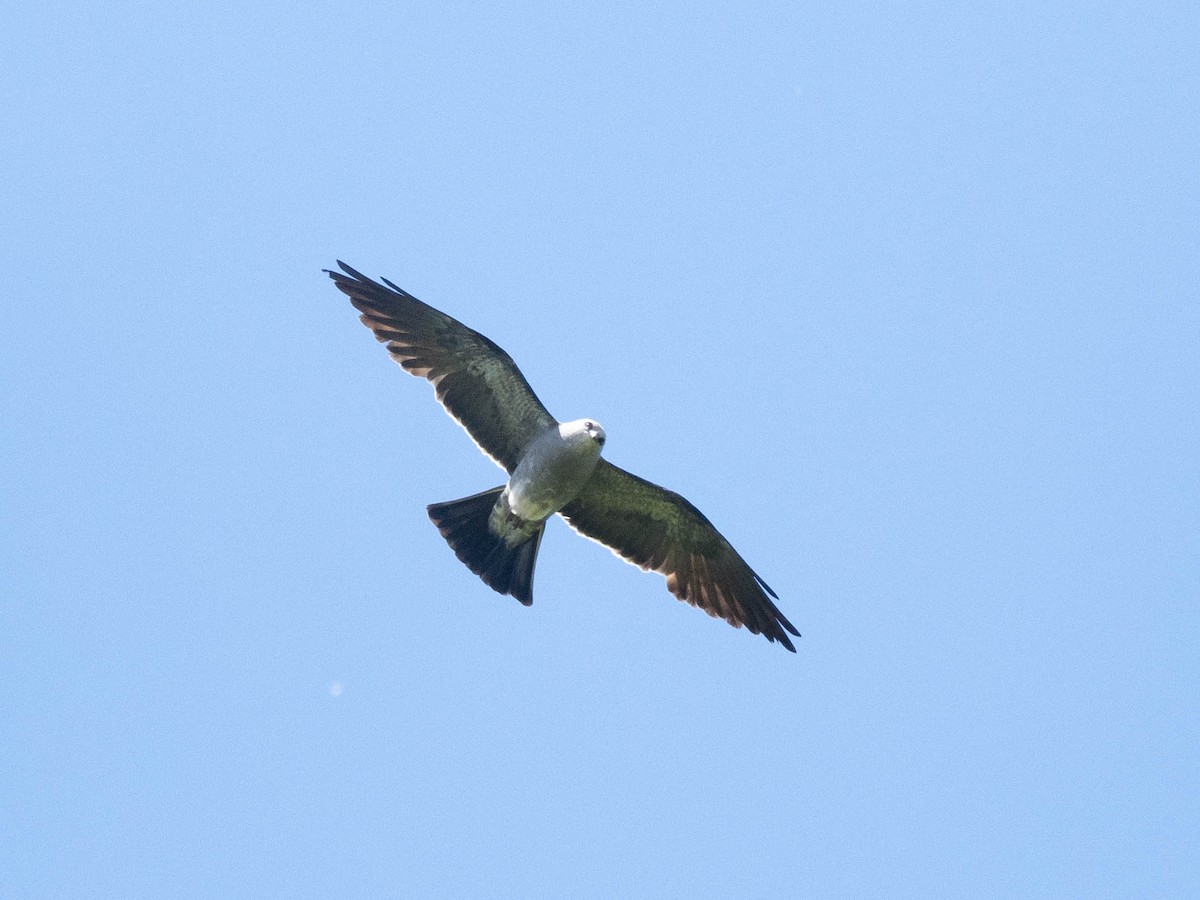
[426,487,544,605]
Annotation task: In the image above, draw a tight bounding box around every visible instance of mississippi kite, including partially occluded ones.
[328,261,799,651]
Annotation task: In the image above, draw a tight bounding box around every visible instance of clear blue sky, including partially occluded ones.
[3,2,1196,897]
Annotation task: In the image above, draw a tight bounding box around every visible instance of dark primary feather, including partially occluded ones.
[561,460,800,652]
[326,261,556,472]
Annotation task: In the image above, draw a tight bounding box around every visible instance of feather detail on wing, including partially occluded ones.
[560,460,800,651]
[327,261,557,472]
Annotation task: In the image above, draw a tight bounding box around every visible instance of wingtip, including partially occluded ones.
[328,259,368,282]
[776,616,802,648]
[325,261,414,299]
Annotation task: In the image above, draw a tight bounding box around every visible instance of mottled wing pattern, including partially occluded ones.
[327,261,557,472]
[561,460,799,651]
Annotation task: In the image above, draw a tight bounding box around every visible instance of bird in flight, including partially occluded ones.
[328,262,799,651]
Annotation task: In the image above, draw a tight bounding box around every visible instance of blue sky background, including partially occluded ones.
[3,2,1197,896]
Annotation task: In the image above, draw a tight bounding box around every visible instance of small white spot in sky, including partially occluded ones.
[328,681,344,697]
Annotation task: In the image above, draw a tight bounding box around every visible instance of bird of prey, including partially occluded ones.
[328,261,799,651]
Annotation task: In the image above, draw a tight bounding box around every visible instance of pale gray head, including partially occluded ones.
[560,418,606,450]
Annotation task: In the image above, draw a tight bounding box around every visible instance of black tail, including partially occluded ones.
[426,487,544,605]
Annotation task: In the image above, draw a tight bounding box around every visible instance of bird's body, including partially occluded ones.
[425,419,606,604]
[328,261,799,651]
[505,419,606,528]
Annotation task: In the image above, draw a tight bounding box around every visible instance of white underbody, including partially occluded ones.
[491,419,605,544]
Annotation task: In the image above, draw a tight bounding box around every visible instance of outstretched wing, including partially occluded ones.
[560,460,799,651]
[328,261,557,472]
